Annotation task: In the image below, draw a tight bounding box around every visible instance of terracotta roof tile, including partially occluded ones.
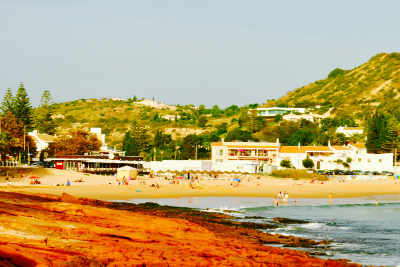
[280,146,333,153]
[351,143,366,149]
[332,146,350,150]
[227,145,278,149]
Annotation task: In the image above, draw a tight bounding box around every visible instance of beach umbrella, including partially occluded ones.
[233,178,240,182]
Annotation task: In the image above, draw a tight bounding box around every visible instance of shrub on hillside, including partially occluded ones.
[271,169,327,181]
[328,68,345,79]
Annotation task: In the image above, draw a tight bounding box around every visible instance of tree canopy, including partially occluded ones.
[48,129,101,156]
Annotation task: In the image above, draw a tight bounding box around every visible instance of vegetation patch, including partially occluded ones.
[271,169,327,180]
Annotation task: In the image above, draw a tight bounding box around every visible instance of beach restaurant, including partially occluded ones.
[47,155,144,175]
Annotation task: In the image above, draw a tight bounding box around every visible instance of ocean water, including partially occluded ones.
[124,196,400,266]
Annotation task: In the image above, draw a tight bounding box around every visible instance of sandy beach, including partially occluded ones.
[1,168,399,201]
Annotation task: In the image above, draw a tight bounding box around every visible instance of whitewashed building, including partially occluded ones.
[28,130,56,156]
[336,126,364,137]
[210,141,393,172]
[255,107,306,117]
[282,113,315,122]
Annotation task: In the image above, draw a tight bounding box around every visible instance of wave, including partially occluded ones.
[316,201,400,208]
[240,201,400,211]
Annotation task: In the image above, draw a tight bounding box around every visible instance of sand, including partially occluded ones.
[1,168,399,201]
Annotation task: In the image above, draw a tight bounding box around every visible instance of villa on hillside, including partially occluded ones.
[282,113,315,122]
[336,126,364,137]
[255,107,306,117]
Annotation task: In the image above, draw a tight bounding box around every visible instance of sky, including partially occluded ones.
[0,1,399,107]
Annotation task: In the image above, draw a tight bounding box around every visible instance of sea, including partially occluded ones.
[122,195,400,266]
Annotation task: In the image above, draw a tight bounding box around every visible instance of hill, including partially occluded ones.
[43,98,247,148]
[272,52,400,120]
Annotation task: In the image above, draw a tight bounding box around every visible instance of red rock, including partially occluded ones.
[0,192,360,266]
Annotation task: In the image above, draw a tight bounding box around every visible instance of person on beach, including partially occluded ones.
[283,191,289,204]
[273,197,279,207]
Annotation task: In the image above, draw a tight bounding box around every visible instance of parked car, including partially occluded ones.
[334,169,345,175]
[344,170,353,175]
[31,162,43,167]
[31,161,53,168]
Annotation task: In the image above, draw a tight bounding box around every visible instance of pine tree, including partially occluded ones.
[123,117,151,156]
[13,83,33,131]
[122,131,133,155]
[366,110,393,153]
[1,88,14,115]
[35,90,56,134]
[40,90,52,107]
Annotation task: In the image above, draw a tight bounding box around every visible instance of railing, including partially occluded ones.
[228,155,272,161]
[0,161,29,168]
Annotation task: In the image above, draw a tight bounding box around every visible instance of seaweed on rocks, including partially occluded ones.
[273,217,310,224]
[0,192,360,266]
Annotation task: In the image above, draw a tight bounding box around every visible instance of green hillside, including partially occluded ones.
[33,52,400,152]
[272,52,400,120]
[43,98,248,148]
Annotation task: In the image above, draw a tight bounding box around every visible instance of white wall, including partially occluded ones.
[278,151,393,172]
[144,160,260,173]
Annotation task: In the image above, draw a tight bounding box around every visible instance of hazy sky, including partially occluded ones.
[1,1,399,107]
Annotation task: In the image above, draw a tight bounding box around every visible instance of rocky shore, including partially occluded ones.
[0,191,360,266]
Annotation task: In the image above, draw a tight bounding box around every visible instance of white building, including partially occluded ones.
[89,128,125,157]
[336,126,364,137]
[255,107,306,117]
[282,113,315,122]
[161,114,181,121]
[210,141,393,172]
[28,130,56,156]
